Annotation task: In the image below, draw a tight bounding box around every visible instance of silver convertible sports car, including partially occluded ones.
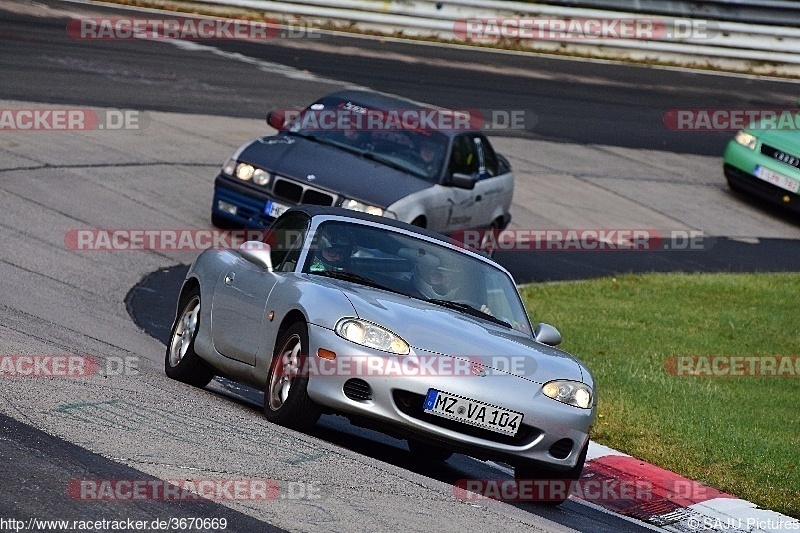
[166,206,595,502]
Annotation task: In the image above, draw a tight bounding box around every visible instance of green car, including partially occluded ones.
[724,120,800,213]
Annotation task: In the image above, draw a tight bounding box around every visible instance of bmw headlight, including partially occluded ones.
[253,168,271,186]
[341,199,384,217]
[221,158,237,177]
[734,130,757,150]
[335,318,410,355]
[235,163,255,181]
[222,159,271,186]
[542,380,593,409]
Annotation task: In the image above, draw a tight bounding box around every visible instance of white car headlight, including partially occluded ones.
[542,380,593,409]
[734,130,757,150]
[341,199,384,217]
[335,318,409,355]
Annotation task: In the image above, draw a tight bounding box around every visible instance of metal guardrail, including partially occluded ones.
[185,0,800,75]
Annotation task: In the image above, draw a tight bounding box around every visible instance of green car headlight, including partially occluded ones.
[335,318,410,355]
[542,380,593,409]
[734,130,757,150]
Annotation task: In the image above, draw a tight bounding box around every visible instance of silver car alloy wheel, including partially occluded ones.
[169,296,200,367]
[268,333,301,411]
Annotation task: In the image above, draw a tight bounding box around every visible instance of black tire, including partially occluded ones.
[165,287,214,387]
[514,441,588,506]
[407,438,453,462]
[410,216,426,228]
[726,176,744,194]
[263,322,321,431]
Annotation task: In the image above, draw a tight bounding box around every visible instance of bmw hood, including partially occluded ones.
[237,135,433,208]
[330,281,586,384]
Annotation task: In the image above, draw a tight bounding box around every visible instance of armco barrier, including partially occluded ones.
[532,0,800,27]
[113,0,800,75]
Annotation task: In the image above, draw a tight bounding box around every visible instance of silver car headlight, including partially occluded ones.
[341,198,384,217]
[734,130,757,150]
[335,318,410,355]
[542,380,593,409]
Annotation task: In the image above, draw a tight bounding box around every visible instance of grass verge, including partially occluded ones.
[520,272,799,518]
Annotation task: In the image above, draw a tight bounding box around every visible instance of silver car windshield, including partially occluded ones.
[303,221,533,335]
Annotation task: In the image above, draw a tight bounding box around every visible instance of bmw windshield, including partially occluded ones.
[286,97,450,182]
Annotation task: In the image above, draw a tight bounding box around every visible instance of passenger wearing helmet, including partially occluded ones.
[310,225,355,272]
[412,258,464,300]
[409,252,493,316]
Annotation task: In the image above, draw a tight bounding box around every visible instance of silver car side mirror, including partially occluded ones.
[534,323,562,346]
[239,241,273,271]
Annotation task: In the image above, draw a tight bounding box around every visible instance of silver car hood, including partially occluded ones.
[330,281,585,384]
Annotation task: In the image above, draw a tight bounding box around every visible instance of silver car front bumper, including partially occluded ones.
[305,324,594,470]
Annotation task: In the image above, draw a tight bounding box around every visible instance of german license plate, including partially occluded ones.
[754,165,799,193]
[264,200,290,218]
[423,389,523,436]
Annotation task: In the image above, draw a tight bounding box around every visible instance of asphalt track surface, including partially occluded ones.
[1,0,799,531]
[0,413,286,532]
[2,0,800,157]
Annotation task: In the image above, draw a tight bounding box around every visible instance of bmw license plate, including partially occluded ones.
[264,200,290,218]
[754,165,800,193]
[424,389,523,436]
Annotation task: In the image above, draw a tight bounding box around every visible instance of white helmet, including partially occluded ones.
[414,259,463,299]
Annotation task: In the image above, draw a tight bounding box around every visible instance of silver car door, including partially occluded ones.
[211,213,310,366]
[211,258,277,366]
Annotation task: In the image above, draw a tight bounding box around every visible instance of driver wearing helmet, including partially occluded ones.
[418,136,443,176]
[310,225,355,272]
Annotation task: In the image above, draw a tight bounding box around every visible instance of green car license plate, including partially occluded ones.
[754,165,799,193]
